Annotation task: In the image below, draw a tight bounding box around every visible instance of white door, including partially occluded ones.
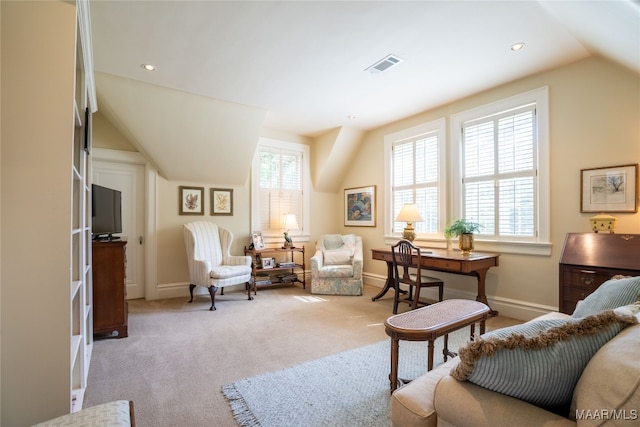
[93,161,145,299]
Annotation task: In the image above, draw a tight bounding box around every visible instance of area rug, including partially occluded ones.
[222,330,470,427]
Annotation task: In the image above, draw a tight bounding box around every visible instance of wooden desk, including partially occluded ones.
[371,247,499,315]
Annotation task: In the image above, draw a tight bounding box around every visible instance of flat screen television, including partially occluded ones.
[92,184,122,240]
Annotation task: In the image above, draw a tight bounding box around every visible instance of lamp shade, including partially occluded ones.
[395,204,424,223]
[281,213,299,231]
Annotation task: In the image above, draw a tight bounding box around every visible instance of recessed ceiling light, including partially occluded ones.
[347,115,356,120]
[141,64,157,71]
[510,42,526,52]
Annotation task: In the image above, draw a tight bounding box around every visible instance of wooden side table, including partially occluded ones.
[384,299,489,392]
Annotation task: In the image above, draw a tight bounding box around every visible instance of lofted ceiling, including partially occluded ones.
[90,0,640,185]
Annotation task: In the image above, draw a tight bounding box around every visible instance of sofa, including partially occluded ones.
[390,276,640,427]
[310,234,363,295]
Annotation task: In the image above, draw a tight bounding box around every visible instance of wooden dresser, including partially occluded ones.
[559,233,640,314]
[92,240,128,338]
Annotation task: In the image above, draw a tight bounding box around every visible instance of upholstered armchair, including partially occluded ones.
[310,234,363,295]
[183,221,252,311]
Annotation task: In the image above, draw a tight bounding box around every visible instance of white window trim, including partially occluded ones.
[251,137,310,245]
[384,118,447,246]
[450,86,551,256]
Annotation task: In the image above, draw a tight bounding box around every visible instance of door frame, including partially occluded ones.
[92,148,158,300]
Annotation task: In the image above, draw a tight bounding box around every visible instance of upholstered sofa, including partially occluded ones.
[310,234,363,295]
[391,276,640,427]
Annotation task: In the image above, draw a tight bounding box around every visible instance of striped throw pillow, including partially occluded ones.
[450,308,638,410]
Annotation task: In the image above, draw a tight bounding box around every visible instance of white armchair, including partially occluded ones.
[310,234,363,295]
[183,221,252,311]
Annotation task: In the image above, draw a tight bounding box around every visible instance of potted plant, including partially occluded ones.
[444,219,481,254]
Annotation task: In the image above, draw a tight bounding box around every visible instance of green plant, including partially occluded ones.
[444,219,481,239]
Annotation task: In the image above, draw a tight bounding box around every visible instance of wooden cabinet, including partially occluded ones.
[93,241,128,338]
[559,233,640,314]
[245,246,305,290]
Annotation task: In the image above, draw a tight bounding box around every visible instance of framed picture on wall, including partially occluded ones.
[179,186,204,215]
[210,188,233,215]
[344,185,376,226]
[581,164,638,212]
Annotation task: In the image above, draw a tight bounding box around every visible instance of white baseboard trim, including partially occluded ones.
[363,272,558,322]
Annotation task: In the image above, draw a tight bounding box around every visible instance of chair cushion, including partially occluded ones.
[210,264,252,279]
[318,265,354,278]
[570,321,640,422]
[323,249,353,265]
[450,306,638,410]
[572,275,640,317]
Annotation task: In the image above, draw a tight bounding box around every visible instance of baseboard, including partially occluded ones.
[362,272,557,321]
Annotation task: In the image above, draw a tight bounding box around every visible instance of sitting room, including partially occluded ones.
[2,1,639,426]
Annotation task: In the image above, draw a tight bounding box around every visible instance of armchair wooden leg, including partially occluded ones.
[208,286,218,311]
[188,284,196,303]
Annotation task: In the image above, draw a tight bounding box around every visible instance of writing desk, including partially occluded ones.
[371,247,499,315]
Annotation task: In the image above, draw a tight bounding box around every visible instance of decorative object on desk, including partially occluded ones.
[581,164,638,213]
[395,203,424,242]
[261,257,275,269]
[179,186,204,215]
[210,188,233,215]
[589,212,618,233]
[344,185,376,227]
[251,231,265,250]
[444,219,481,255]
[281,213,299,248]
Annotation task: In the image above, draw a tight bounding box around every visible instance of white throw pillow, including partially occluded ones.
[323,249,352,265]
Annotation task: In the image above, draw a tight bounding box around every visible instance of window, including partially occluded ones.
[451,87,550,254]
[251,138,310,242]
[384,119,446,241]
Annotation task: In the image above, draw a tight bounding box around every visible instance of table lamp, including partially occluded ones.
[281,213,299,248]
[395,204,423,242]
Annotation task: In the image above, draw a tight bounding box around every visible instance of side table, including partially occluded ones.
[384,299,489,392]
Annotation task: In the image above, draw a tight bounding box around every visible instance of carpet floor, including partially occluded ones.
[222,333,469,427]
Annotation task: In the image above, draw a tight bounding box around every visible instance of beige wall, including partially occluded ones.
[340,56,640,319]
[94,55,639,319]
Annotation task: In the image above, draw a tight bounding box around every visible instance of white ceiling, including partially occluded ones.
[89,0,640,184]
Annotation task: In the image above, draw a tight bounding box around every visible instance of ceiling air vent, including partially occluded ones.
[365,54,404,74]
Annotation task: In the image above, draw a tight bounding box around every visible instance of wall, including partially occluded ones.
[94,56,639,319]
[1,1,77,424]
[340,56,640,320]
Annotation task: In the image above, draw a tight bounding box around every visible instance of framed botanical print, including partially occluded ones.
[210,188,233,215]
[179,186,204,215]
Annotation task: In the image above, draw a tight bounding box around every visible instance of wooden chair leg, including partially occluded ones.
[208,286,218,311]
[438,284,444,302]
[393,281,400,314]
[188,284,196,303]
[411,285,421,310]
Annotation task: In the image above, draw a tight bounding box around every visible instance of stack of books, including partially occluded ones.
[254,273,271,286]
[278,261,296,268]
[277,273,298,283]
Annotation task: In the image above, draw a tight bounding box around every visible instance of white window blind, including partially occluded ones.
[255,144,304,235]
[392,133,440,234]
[462,105,537,238]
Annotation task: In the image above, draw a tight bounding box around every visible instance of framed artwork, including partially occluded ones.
[251,231,265,250]
[210,188,233,215]
[344,185,376,227]
[261,257,275,269]
[179,186,204,215]
[581,164,638,213]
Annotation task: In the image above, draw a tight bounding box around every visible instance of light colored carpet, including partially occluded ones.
[222,334,469,427]
[83,284,521,426]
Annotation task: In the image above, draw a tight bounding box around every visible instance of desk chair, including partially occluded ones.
[391,239,444,314]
